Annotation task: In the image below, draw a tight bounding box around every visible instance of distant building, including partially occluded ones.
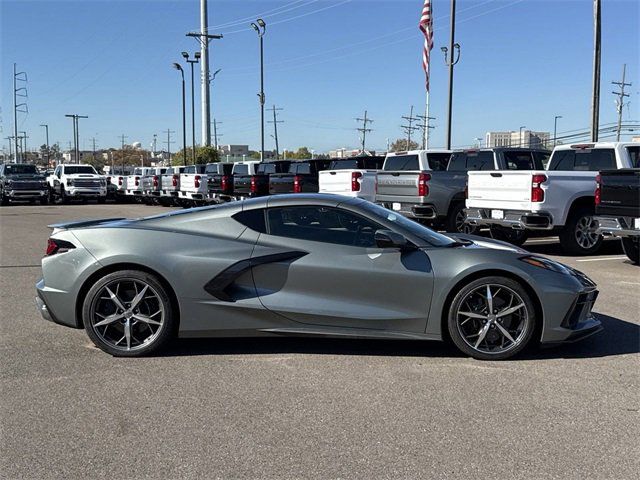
[62,150,96,163]
[485,130,550,149]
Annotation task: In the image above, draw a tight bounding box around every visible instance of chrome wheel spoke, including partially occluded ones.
[495,322,516,344]
[486,285,494,314]
[474,323,491,348]
[105,286,126,311]
[94,312,125,327]
[124,319,131,350]
[496,303,525,318]
[458,311,487,319]
[133,314,162,326]
[129,284,149,310]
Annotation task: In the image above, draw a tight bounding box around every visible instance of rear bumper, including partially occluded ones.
[465,208,553,230]
[35,279,77,328]
[595,216,640,238]
[179,191,206,200]
[379,201,438,220]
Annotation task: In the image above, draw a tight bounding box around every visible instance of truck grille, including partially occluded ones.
[74,179,101,188]
[11,181,43,190]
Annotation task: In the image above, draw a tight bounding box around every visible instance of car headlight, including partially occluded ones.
[519,255,571,274]
[6,180,12,186]
[67,179,74,186]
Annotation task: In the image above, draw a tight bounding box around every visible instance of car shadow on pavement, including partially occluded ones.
[162,313,638,360]
[525,238,623,256]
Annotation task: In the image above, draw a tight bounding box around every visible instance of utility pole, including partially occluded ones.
[119,134,128,169]
[91,137,97,162]
[5,137,13,162]
[187,0,223,147]
[416,114,435,149]
[13,63,28,163]
[267,105,283,159]
[442,0,460,150]
[612,64,631,142]
[152,133,157,159]
[401,106,420,150]
[355,110,373,153]
[212,119,222,150]
[19,131,29,160]
[65,114,87,163]
[40,124,49,165]
[590,0,602,142]
[164,129,175,165]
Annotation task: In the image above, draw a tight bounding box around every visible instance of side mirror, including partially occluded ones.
[375,229,410,249]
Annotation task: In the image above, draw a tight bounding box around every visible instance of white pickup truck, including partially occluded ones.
[124,167,157,200]
[159,166,187,206]
[178,164,208,206]
[465,142,637,254]
[47,164,107,204]
[318,156,385,202]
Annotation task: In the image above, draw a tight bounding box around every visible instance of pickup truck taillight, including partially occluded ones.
[293,175,302,193]
[351,172,363,192]
[221,175,230,193]
[418,172,431,197]
[134,176,140,186]
[118,177,123,186]
[531,174,547,203]
[594,174,601,206]
[45,238,75,256]
[172,174,179,187]
[194,175,201,188]
[250,176,258,193]
[153,175,159,187]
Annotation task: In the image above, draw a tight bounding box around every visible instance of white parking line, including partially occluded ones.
[575,256,628,262]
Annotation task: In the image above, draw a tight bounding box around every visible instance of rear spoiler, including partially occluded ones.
[48,217,126,234]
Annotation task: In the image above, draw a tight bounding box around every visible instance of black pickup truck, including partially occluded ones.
[234,160,291,198]
[269,159,331,195]
[595,167,640,264]
[0,163,49,205]
[206,162,235,201]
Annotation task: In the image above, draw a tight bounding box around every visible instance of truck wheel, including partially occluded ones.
[97,197,106,204]
[622,237,639,265]
[559,207,603,255]
[40,196,49,205]
[0,194,9,206]
[60,186,70,204]
[446,202,476,234]
[489,225,529,247]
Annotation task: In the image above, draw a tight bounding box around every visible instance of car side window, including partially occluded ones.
[626,146,640,168]
[266,206,383,248]
[548,150,575,171]
[504,151,535,170]
[233,209,267,233]
[585,149,616,170]
[447,153,467,171]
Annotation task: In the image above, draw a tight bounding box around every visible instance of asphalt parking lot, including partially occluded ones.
[1,203,638,479]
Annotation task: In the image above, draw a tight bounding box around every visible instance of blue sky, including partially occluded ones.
[1,0,638,153]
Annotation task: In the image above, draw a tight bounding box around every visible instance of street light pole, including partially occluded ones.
[519,126,526,147]
[553,115,562,148]
[182,51,200,165]
[173,63,187,167]
[441,0,460,150]
[251,19,266,162]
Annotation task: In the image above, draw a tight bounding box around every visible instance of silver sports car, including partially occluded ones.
[35,194,601,360]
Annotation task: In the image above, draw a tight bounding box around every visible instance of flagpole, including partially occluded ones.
[423,91,430,149]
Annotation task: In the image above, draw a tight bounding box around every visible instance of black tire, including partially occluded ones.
[60,186,70,204]
[40,196,49,205]
[0,194,9,206]
[489,225,529,247]
[558,207,603,255]
[447,276,537,360]
[97,197,106,204]
[445,202,477,234]
[622,237,640,265]
[82,270,176,357]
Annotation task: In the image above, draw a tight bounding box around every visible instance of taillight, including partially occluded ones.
[351,172,363,192]
[531,174,547,203]
[221,175,230,192]
[418,172,431,197]
[153,175,159,187]
[250,176,258,193]
[134,176,140,186]
[172,174,179,187]
[45,238,75,256]
[595,174,601,206]
[293,175,302,193]
[194,175,201,188]
[118,177,123,186]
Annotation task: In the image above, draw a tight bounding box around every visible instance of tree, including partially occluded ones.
[172,146,220,166]
[389,138,419,152]
[289,147,312,159]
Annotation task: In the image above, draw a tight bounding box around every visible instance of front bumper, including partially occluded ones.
[5,189,48,199]
[595,216,640,238]
[466,208,553,230]
[66,187,107,197]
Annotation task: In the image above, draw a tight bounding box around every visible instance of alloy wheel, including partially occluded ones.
[574,215,600,249]
[455,284,529,355]
[89,278,165,352]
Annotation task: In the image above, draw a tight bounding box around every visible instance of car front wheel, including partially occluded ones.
[447,276,536,360]
[622,237,639,265]
[82,270,176,356]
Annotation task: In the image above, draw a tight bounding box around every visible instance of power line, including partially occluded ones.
[163,130,175,164]
[355,110,373,153]
[212,119,222,149]
[401,105,420,150]
[416,114,436,149]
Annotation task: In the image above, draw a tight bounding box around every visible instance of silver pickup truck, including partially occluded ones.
[376,148,549,233]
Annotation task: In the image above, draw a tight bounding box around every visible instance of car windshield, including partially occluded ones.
[357,201,456,247]
[65,166,97,174]
[4,164,38,174]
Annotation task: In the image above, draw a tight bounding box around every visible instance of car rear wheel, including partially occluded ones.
[559,207,603,255]
[447,276,536,360]
[82,270,176,357]
[489,225,529,246]
[622,237,640,265]
[446,202,476,234]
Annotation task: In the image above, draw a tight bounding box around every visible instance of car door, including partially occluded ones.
[250,204,435,333]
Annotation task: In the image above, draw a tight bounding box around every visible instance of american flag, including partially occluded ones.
[419,0,434,91]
